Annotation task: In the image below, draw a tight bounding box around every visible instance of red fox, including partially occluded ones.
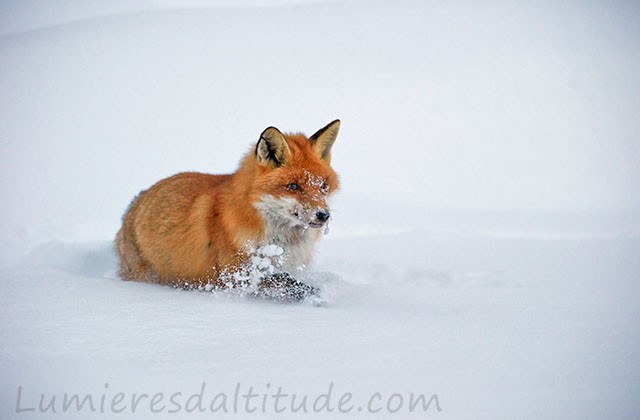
[115,120,341,301]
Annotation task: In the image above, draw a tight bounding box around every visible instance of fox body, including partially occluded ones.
[115,120,340,296]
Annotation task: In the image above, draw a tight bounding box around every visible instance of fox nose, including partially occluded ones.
[316,210,330,223]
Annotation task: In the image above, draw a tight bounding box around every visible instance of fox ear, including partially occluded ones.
[309,119,340,163]
[256,126,291,168]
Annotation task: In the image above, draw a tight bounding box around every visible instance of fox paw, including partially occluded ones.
[253,273,321,304]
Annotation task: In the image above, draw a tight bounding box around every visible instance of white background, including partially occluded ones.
[1,1,639,419]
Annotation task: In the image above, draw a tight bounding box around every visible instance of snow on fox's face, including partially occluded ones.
[255,170,336,229]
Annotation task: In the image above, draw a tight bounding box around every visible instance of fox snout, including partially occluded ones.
[256,194,332,229]
[307,208,331,228]
[316,209,330,223]
[292,205,331,228]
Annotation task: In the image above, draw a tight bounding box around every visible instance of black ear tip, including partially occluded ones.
[320,119,340,132]
[260,126,282,138]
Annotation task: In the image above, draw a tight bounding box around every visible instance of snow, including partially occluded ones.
[218,243,289,292]
[1,0,639,419]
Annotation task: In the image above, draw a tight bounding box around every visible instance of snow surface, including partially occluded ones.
[1,1,639,419]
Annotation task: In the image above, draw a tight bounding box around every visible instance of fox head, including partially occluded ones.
[250,120,341,232]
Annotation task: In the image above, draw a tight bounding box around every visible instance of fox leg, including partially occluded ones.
[254,273,319,303]
[115,228,153,282]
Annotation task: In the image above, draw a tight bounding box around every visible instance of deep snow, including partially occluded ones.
[1,1,639,419]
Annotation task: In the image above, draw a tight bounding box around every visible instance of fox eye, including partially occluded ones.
[287,183,301,191]
[321,182,330,194]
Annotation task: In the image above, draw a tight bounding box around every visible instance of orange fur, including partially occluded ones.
[115,121,340,288]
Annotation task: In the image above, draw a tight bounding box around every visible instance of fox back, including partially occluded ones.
[115,120,341,289]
